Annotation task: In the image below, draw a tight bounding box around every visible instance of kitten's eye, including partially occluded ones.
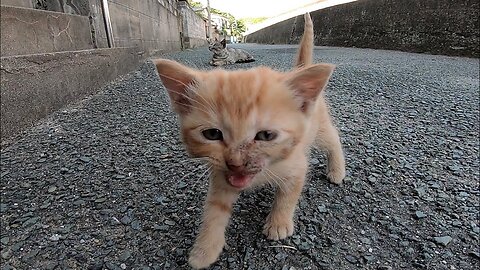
[255,131,277,141]
[202,129,223,141]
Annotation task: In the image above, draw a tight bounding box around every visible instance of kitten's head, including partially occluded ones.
[208,38,227,54]
[154,59,334,189]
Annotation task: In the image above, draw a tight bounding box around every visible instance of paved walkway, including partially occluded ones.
[1,45,479,269]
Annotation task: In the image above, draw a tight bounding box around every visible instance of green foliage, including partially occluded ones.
[186,1,247,37]
[233,19,246,36]
[242,17,269,25]
[210,8,246,36]
[187,1,207,19]
[188,1,203,8]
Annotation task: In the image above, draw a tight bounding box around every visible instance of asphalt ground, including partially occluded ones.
[1,44,479,270]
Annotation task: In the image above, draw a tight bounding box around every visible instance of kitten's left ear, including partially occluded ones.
[285,63,335,112]
[153,59,199,115]
[220,39,226,48]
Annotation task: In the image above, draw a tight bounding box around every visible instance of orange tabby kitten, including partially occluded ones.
[154,12,345,269]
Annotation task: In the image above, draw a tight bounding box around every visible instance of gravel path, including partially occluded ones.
[1,44,479,270]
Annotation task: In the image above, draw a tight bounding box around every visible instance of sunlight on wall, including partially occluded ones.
[243,0,358,35]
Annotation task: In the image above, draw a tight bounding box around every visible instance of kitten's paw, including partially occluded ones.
[327,167,345,185]
[263,214,294,240]
[188,240,224,269]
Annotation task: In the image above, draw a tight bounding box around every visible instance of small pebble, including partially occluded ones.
[310,158,319,165]
[363,254,374,262]
[345,254,358,264]
[414,211,427,219]
[120,216,132,225]
[360,237,371,245]
[317,205,327,213]
[452,220,461,227]
[48,186,57,193]
[95,197,107,203]
[49,234,60,241]
[0,237,9,245]
[131,220,141,230]
[433,236,452,246]
[79,156,91,162]
[1,249,12,260]
[164,219,175,226]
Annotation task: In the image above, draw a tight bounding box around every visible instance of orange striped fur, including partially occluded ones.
[153,12,345,269]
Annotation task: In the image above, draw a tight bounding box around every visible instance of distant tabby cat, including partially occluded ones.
[208,38,255,66]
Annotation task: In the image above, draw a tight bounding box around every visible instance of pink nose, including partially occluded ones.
[226,162,245,173]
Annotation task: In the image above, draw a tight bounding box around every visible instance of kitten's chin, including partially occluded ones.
[227,174,255,189]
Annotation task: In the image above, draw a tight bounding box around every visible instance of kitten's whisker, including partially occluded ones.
[158,75,213,116]
[175,102,216,124]
[161,73,212,115]
[174,101,217,127]
[174,90,214,116]
[181,164,208,180]
[158,73,190,88]
[195,165,212,186]
[266,168,290,193]
[190,156,221,166]
[263,169,286,193]
[189,88,217,116]
[190,157,211,163]
[262,170,276,188]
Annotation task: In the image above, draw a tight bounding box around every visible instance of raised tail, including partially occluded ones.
[295,12,314,68]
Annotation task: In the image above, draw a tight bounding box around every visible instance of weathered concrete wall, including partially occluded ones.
[0,48,143,140]
[178,0,207,49]
[246,0,479,57]
[0,0,186,141]
[34,0,90,15]
[1,0,33,8]
[102,0,182,53]
[0,5,94,57]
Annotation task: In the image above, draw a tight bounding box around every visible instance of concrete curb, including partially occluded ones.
[0,47,144,141]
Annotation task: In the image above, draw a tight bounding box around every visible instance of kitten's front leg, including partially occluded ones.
[189,175,239,269]
[263,166,306,241]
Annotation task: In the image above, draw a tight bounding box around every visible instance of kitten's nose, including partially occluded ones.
[226,162,245,173]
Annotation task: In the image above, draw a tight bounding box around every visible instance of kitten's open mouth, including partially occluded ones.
[227,173,255,189]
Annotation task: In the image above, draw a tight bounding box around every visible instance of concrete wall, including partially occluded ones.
[1,48,143,140]
[1,0,33,8]
[0,6,94,57]
[102,0,182,53]
[0,0,204,141]
[34,0,90,15]
[178,0,207,49]
[1,0,198,55]
[246,0,479,57]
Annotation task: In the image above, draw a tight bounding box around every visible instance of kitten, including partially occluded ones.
[208,38,255,66]
[154,12,345,269]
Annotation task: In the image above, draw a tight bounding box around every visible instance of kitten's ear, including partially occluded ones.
[220,39,226,48]
[153,59,199,115]
[286,64,335,113]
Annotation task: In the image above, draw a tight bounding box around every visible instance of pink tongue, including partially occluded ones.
[228,174,252,188]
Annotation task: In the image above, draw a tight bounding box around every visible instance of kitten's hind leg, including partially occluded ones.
[189,176,239,269]
[315,104,346,184]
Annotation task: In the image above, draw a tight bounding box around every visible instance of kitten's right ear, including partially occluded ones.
[286,63,335,113]
[153,59,198,115]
